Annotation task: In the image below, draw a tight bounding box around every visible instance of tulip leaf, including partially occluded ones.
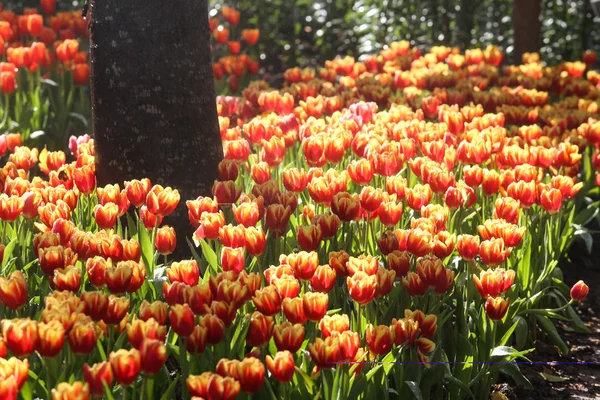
[69,112,89,127]
[1,237,17,269]
[138,220,153,272]
[444,373,475,399]
[535,315,569,354]
[491,346,534,361]
[102,381,117,400]
[405,381,423,400]
[159,374,179,400]
[538,372,569,382]
[566,305,592,333]
[498,320,519,347]
[294,365,316,392]
[96,339,108,362]
[498,364,532,389]
[41,78,58,86]
[20,381,33,400]
[196,236,219,276]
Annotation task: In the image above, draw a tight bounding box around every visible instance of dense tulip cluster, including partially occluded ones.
[0,2,598,399]
[0,2,90,146]
[210,6,260,94]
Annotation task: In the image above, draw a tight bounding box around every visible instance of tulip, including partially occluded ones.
[155,226,176,255]
[139,300,168,325]
[68,320,100,354]
[273,321,305,353]
[51,382,90,400]
[186,325,208,354]
[347,271,377,305]
[308,337,342,368]
[236,357,265,393]
[146,185,180,217]
[319,314,350,338]
[570,280,589,302]
[53,265,81,292]
[479,238,512,266]
[365,324,394,356]
[1,318,38,356]
[242,29,260,45]
[37,320,65,358]
[140,338,167,375]
[126,318,167,349]
[282,297,308,324]
[104,295,130,325]
[0,270,28,310]
[484,296,510,321]
[109,348,141,386]
[169,304,195,337]
[473,268,515,298]
[252,285,282,316]
[266,351,295,382]
[198,314,226,344]
[83,362,113,397]
[125,179,152,208]
[297,224,323,252]
[246,311,274,347]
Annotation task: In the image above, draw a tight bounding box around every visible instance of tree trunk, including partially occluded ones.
[89,0,223,258]
[513,0,542,63]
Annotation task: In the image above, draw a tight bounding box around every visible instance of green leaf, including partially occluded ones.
[159,373,179,400]
[514,316,529,350]
[294,366,316,393]
[138,220,153,273]
[498,364,532,389]
[491,346,533,361]
[538,372,569,383]
[197,236,219,275]
[444,373,475,400]
[405,381,423,400]
[2,237,18,269]
[535,315,569,354]
[566,305,591,334]
[69,112,89,127]
[498,320,519,347]
[20,381,33,400]
[102,381,117,400]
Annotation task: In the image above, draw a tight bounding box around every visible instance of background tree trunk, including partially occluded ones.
[513,0,542,63]
[89,0,223,258]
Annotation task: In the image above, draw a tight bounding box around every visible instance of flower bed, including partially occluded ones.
[1,3,600,400]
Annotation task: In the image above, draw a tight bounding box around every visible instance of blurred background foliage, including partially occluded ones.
[5,0,600,72]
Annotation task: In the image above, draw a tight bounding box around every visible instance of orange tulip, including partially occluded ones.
[242,29,260,45]
[246,311,274,347]
[140,338,167,375]
[51,381,90,400]
[109,348,141,386]
[1,319,38,356]
[83,362,113,397]
[266,351,295,382]
[484,296,510,321]
[347,271,377,305]
[0,270,28,310]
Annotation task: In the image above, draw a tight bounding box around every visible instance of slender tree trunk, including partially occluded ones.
[89,0,223,257]
[513,0,542,63]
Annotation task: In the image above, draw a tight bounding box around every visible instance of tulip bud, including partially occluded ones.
[570,280,589,302]
[484,296,510,321]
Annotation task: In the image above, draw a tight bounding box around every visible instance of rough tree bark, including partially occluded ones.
[513,0,542,63]
[89,0,223,258]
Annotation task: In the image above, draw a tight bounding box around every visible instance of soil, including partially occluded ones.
[494,237,600,400]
